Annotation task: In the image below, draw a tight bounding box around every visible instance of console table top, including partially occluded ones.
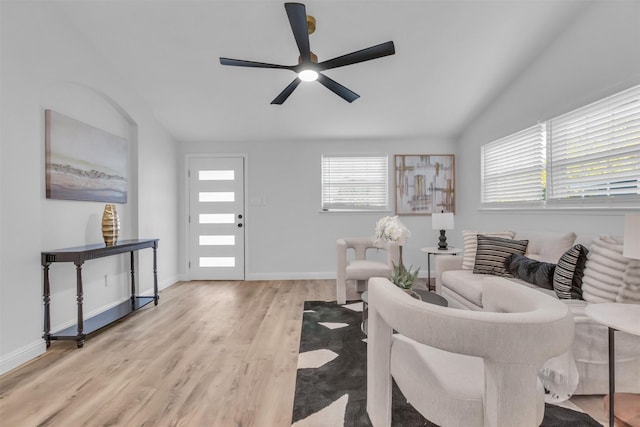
[42,238,159,264]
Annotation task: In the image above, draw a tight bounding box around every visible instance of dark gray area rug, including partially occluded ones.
[292,300,602,427]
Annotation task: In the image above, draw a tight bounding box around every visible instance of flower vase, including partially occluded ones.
[102,204,120,246]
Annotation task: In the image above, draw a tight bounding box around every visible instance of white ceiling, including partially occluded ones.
[56,0,590,144]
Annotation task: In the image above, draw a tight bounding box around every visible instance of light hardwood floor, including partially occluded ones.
[0,280,607,426]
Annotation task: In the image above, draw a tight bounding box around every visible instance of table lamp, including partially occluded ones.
[623,214,640,263]
[432,212,454,250]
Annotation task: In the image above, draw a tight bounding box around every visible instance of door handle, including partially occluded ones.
[237,223,243,228]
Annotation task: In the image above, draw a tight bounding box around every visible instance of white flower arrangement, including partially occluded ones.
[374,215,410,245]
[375,216,419,289]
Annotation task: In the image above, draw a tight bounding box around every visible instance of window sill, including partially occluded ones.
[478,205,640,215]
[319,209,394,214]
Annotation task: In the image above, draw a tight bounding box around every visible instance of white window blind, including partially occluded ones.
[548,85,640,201]
[321,155,389,211]
[481,123,546,204]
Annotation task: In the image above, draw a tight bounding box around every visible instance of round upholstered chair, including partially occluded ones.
[366,277,574,427]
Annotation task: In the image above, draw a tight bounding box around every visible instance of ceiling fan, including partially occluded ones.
[219,2,395,105]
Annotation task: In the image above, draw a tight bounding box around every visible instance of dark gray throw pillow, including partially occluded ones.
[553,244,589,299]
[473,235,529,277]
[504,254,556,290]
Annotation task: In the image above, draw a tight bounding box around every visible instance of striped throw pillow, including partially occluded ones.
[553,244,589,299]
[461,230,515,270]
[473,235,529,276]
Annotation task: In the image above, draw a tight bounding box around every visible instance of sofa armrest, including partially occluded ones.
[435,255,463,294]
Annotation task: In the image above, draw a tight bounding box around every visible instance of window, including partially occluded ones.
[548,85,640,203]
[481,124,546,205]
[321,155,389,211]
[481,85,640,208]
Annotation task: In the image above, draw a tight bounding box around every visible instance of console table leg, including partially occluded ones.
[130,250,136,303]
[153,243,159,305]
[75,262,85,348]
[42,263,51,348]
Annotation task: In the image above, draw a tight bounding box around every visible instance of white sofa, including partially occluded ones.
[435,230,640,395]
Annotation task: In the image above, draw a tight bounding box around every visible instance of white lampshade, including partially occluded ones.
[432,212,454,230]
[623,214,640,260]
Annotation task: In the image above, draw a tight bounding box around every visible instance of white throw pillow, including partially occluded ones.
[582,235,640,303]
[514,231,577,263]
[622,260,640,303]
[461,230,515,270]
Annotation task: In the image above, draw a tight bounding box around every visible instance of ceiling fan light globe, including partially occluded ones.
[298,69,319,82]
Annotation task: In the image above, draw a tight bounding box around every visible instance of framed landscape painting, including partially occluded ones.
[394,154,455,215]
[45,110,128,203]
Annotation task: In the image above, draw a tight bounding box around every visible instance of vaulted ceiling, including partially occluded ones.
[56,0,590,144]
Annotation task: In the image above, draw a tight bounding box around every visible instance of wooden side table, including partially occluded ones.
[585,303,640,427]
[420,246,462,291]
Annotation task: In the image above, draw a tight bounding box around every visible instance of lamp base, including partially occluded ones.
[437,229,448,250]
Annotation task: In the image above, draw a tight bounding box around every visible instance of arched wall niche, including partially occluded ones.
[40,81,140,327]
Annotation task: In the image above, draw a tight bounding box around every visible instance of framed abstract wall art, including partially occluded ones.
[45,110,128,203]
[394,154,455,215]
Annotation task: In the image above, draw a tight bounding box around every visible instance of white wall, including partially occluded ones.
[179,137,454,280]
[0,1,179,374]
[454,0,640,245]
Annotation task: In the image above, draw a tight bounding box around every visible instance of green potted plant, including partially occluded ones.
[391,262,420,290]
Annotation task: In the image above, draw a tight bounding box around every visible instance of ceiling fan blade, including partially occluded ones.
[317,73,360,103]
[285,3,311,62]
[271,78,302,105]
[220,57,293,70]
[317,41,395,71]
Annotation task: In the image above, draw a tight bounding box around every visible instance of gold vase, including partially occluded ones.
[101,204,120,246]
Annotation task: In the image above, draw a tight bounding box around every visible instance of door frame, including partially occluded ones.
[184,153,248,281]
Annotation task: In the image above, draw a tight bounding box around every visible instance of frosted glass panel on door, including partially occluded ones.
[199,192,235,202]
[200,235,235,246]
[200,257,236,267]
[199,170,235,181]
[199,213,235,224]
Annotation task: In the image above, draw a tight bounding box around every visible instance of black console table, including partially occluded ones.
[41,239,159,348]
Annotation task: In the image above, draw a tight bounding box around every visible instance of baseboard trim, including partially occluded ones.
[0,277,180,377]
[245,272,335,281]
[244,272,429,281]
[0,340,46,376]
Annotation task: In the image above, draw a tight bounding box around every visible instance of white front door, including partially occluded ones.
[188,156,245,280]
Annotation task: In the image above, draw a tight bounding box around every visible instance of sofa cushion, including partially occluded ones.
[461,230,515,270]
[514,231,576,263]
[553,244,589,299]
[473,235,528,277]
[582,235,640,303]
[441,270,485,307]
[504,254,556,290]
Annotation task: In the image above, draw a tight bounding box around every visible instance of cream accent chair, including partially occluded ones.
[366,277,575,427]
[336,238,400,305]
